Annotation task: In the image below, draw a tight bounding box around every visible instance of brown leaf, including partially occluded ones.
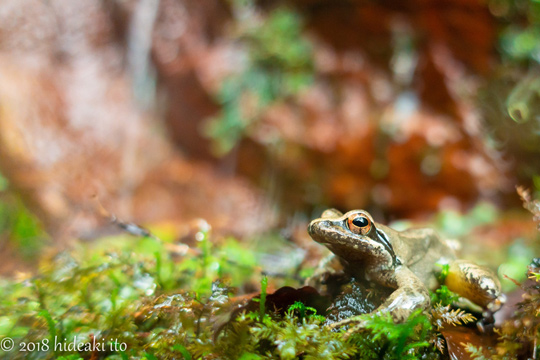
[440,325,496,360]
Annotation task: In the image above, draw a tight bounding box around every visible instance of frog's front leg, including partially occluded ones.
[371,266,431,322]
[328,266,430,332]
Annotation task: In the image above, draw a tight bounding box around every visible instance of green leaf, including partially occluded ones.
[172,344,192,360]
[259,276,268,322]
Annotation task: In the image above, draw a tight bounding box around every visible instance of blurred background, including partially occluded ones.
[0,0,539,281]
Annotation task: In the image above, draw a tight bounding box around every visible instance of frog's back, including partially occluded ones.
[387,226,456,290]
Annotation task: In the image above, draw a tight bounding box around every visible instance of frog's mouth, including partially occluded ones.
[308,218,397,264]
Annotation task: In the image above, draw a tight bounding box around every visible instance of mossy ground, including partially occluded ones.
[1,197,539,359]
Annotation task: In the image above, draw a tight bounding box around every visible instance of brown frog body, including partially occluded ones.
[308,209,505,322]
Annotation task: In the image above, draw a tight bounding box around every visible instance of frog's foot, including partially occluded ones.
[477,293,506,333]
[445,260,503,308]
[476,315,493,333]
[444,260,506,333]
[486,293,506,313]
[444,260,505,332]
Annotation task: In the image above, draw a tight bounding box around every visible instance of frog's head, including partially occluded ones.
[308,209,396,265]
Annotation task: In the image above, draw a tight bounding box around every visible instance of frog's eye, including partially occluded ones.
[347,214,372,235]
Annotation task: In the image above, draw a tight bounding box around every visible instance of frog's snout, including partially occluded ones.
[307,219,319,237]
[308,219,331,243]
[308,219,320,235]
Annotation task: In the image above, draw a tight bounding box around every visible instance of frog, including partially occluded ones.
[307,209,505,325]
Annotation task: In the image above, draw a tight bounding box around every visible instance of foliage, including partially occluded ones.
[237,310,356,359]
[287,301,325,323]
[0,175,47,260]
[347,310,433,360]
[430,305,476,331]
[0,223,486,360]
[464,189,540,359]
[259,276,268,321]
[204,3,314,155]
[0,226,263,359]
[430,286,460,308]
[431,264,460,307]
[434,202,499,238]
[518,186,540,229]
[4,190,540,359]
[432,200,537,292]
[465,259,540,359]
[494,0,540,64]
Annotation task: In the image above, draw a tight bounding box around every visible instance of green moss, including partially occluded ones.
[0,194,48,260]
[1,214,537,359]
[0,227,442,359]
